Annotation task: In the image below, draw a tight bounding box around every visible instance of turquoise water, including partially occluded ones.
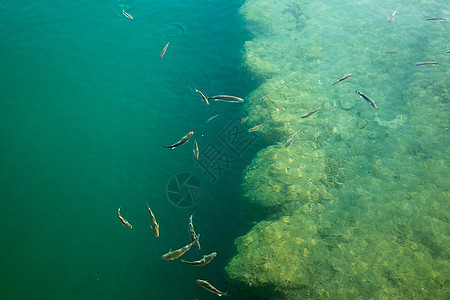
[0,1,257,299]
[1,0,449,299]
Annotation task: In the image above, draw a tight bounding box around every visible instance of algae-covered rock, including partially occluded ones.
[240,0,308,80]
[244,72,333,141]
[226,207,326,298]
[227,196,449,299]
[230,0,449,298]
[242,143,332,209]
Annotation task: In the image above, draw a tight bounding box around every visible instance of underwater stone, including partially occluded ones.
[242,144,330,209]
[229,0,449,298]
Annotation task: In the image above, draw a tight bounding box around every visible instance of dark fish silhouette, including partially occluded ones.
[208,95,244,103]
[205,114,218,123]
[425,18,447,21]
[284,129,303,147]
[193,141,199,161]
[416,62,439,66]
[118,207,132,229]
[196,279,227,296]
[181,252,217,266]
[333,73,352,85]
[195,88,209,105]
[248,124,262,132]
[188,214,201,249]
[122,9,133,19]
[146,202,159,237]
[356,91,377,109]
[388,10,397,23]
[164,131,194,148]
[301,103,324,118]
[161,240,197,260]
[160,42,169,59]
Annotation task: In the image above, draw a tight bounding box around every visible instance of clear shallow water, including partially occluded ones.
[225,0,449,299]
[0,1,258,299]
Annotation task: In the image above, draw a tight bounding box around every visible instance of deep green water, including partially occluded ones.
[0,1,257,299]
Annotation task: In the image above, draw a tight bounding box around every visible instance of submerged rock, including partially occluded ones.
[242,144,331,209]
[228,0,449,299]
[227,192,449,299]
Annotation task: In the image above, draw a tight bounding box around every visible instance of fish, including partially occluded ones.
[446,51,450,53]
[161,239,197,260]
[384,51,397,54]
[284,129,303,147]
[146,202,159,237]
[160,42,169,59]
[416,62,439,66]
[205,114,218,123]
[193,140,199,161]
[368,73,376,77]
[181,252,217,266]
[388,10,397,23]
[301,103,324,118]
[188,214,201,250]
[332,73,352,85]
[365,32,375,35]
[122,9,133,20]
[164,131,194,148]
[425,18,447,21]
[248,124,262,132]
[195,88,209,105]
[208,95,244,103]
[196,279,227,296]
[241,116,249,123]
[356,90,377,109]
[360,120,368,129]
[118,207,132,229]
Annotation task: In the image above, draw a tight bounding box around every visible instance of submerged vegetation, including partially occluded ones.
[226,0,449,298]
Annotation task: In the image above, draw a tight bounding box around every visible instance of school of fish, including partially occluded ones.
[115,5,445,298]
